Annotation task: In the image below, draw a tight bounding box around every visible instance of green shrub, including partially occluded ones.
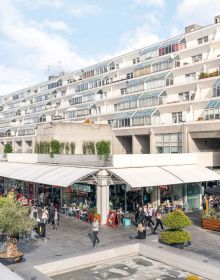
[163,210,192,230]
[4,143,13,153]
[50,139,61,157]
[96,140,111,161]
[70,142,75,154]
[161,230,191,244]
[60,142,65,154]
[202,208,217,219]
[82,141,95,154]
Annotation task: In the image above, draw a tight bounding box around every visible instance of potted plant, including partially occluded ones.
[89,208,101,224]
[159,209,192,248]
[0,197,35,265]
[202,208,220,231]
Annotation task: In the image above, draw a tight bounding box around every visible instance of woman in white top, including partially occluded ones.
[42,207,49,224]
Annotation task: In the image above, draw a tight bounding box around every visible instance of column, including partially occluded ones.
[149,129,156,154]
[96,169,110,225]
[183,184,187,205]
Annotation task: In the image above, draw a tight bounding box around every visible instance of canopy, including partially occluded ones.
[109,165,220,188]
[161,165,220,183]
[205,187,220,195]
[206,100,220,109]
[0,162,97,187]
[108,167,182,188]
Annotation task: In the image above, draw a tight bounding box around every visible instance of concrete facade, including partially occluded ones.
[0,17,220,158]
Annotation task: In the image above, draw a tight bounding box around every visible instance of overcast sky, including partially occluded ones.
[0,0,220,95]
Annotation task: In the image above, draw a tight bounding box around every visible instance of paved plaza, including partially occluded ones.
[4,211,220,279]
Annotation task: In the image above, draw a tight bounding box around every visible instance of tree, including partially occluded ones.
[50,139,61,157]
[0,197,35,257]
[70,142,75,154]
[96,140,111,161]
[4,143,13,153]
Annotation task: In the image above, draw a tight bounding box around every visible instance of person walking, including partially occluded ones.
[52,208,59,230]
[143,205,148,227]
[42,207,49,224]
[152,207,164,234]
[92,217,100,247]
[147,204,155,228]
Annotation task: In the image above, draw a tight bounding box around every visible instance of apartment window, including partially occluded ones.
[66,111,75,119]
[134,65,151,77]
[133,58,140,64]
[39,114,46,122]
[126,73,133,79]
[109,63,115,71]
[192,54,202,63]
[198,36,208,44]
[113,118,130,128]
[132,116,151,126]
[213,85,220,97]
[152,60,172,73]
[172,112,183,123]
[179,92,190,101]
[121,88,127,95]
[117,100,138,111]
[69,96,82,105]
[127,83,144,94]
[156,133,182,154]
[204,108,220,120]
[185,72,196,82]
[61,91,66,96]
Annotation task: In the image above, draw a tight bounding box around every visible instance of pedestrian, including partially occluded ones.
[39,192,44,208]
[152,207,164,234]
[136,207,145,225]
[147,203,155,228]
[92,217,100,247]
[143,205,148,226]
[52,208,59,230]
[42,207,49,224]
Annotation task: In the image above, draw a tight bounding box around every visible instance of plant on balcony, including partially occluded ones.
[160,210,192,247]
[0,197,35,262]
[4,143,13,154]
[65,142,70,154]
[199,72,208,79]
[50,139,61,157]
[70,142,75,154]
[82,141,95,154]
[96,140,111,161]
[199,70,219,79]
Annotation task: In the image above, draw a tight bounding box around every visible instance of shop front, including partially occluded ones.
[61,183,96,208]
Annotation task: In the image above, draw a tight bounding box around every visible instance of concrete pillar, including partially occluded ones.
[96,169,109,225]
[149,129,156,154]
[151,186,160,208]
[183,184,188,205]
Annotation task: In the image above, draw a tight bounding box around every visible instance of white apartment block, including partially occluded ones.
[1,16,220,155]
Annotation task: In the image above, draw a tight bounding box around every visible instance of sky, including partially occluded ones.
[0,0,220,95]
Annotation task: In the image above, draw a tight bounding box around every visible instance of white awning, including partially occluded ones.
[162,165,220,183]
[108,167,182,188]
[36,166,97,187]
[0,162,97,187]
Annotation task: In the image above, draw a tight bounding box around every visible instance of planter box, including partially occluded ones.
[0,253,23,265]
[88,213,101,224]
[202,218,220,232]
[159,239,191,249]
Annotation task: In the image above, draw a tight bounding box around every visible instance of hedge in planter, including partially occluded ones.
[160,210,192,247]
